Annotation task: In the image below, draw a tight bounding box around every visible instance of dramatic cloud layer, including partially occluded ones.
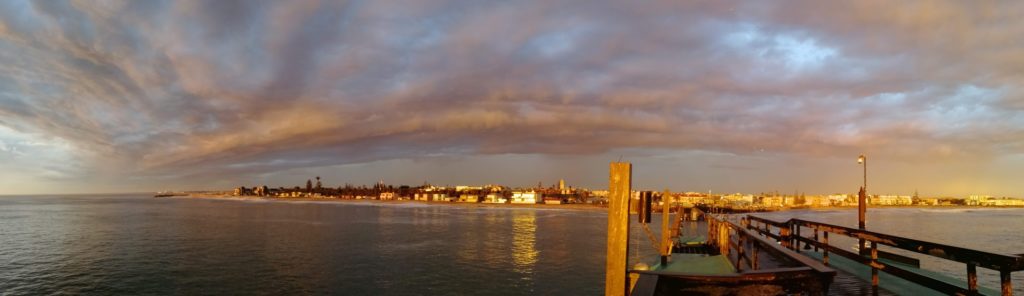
[1,0,1023,195]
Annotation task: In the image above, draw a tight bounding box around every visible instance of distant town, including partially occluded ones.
[161,176,1024,209]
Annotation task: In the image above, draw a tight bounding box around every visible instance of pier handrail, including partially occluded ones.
[629,210,836,295]
[791,218,1024,272]
[705,213,836,276]
[746,215,1024,295]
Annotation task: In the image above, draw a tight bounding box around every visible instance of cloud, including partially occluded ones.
[0,0,1023,190]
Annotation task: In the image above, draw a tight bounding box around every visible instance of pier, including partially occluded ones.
[746,215,1024,295]
[606,162,1024,295]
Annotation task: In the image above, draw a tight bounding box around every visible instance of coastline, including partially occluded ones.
[172,194,1024,212]
[179,194,610,212]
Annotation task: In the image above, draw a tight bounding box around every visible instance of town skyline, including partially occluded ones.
[3,2,1024,196]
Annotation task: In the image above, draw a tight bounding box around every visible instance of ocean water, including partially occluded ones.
[0,195,1021,295]
[0,195,616,295]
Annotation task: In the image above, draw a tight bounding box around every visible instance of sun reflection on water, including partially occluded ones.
[511,211,539,275]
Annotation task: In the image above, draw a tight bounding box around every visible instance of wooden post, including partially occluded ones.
[859,186,867,256]
[871,242,879,295]
[1000,268,1012,296]
[967,263,977,294]
[780,226,791,249]
[823,231,829,266]
[790,223,798,250]
[606,162,631,296]
[813,229,819,252]
[719,223,730,255]
[736,234,745,272]
[752,242,759,270]
[660,190,672,266]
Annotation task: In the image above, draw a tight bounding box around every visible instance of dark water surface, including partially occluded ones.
[1,195,1022,295]
[0,195,617,295]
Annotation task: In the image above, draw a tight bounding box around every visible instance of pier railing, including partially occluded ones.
[707,214,835,275]
[629,210,836,295]
[746,215,1024,295]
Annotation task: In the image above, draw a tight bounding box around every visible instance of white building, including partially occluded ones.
[872,195,913,206]
[458,194,480,203]
[511,191,541,204]
[483,193,508,204]
[431,193,451,202]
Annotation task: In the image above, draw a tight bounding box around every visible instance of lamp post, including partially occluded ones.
[857,154,867,255]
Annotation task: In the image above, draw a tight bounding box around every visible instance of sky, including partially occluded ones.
[1,1,1024,197]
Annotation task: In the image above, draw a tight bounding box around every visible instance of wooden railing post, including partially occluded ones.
[813,229,819,252]
[822,231,829,266]
[790,223,798,250]
[660,190,672,267]
[736,233,745,272]
[967,263,977,294]
[752,243,759,270]
[1001,268,1012,296]
[780,226,791,249]
[871,241,879,295]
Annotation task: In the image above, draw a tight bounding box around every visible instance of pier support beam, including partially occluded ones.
[660,190,672,267]
[823,232,829,266]
[967,263,977,294]
[871,242,879,295]
[1001,268,1012,296]
[606,162,632,296]
[858,186,867,256]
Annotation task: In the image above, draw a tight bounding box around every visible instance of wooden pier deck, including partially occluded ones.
[662,215,1014,295]
[797,250,1000,295]
[745,215,1024,295]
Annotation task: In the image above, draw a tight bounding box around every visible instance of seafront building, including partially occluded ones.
[871,195,913,206]
[227,177,1024,208]
[511,191,541,204]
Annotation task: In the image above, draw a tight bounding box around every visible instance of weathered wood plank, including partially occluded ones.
[606,162,631,296]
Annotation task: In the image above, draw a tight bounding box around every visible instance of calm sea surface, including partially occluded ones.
[1,195,1021,295]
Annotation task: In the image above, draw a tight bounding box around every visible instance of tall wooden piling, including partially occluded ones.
[1001,268,1012,296]
[606,162,632,296]
[858,186,867,255]
[660,190,672,266]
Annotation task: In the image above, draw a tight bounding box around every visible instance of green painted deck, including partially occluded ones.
[653,253,736,275]
[799,250,1001,296]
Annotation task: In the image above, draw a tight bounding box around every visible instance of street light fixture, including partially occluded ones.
[858,155,866,190]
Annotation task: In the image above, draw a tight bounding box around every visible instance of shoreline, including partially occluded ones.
[178,194,610,212]
[174,194,1024,211]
